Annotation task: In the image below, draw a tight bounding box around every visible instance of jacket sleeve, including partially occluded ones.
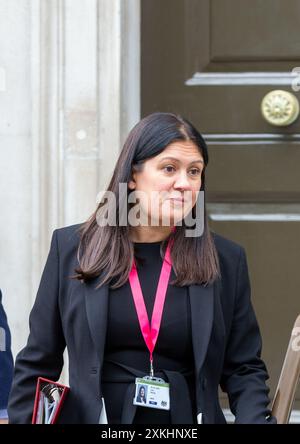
[0,290,14,414]
[8,230,66,423]
[220,247,277,424]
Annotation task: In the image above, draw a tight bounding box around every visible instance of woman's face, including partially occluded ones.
[140,387,145,396]
[128,140,204,226]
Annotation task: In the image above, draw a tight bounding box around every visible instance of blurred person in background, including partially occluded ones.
[0,290,14,424]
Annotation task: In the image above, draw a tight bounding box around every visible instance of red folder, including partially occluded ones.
[32,377,69,424]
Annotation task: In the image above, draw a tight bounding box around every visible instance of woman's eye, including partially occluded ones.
[189,168,201,176]
[163,165,175,173]
[162,166,202,176]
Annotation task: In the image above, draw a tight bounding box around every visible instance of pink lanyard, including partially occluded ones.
[129,234,174,377]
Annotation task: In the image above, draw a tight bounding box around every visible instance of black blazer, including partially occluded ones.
[8,224,276,424]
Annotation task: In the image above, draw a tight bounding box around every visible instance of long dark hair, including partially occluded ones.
[74,112,220,289]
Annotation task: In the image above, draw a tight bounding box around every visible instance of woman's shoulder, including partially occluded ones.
[211,232,248,286]
[55,222,83,239]
[211,231,245,261]
[54,223,84,252]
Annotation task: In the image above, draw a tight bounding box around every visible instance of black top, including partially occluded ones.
[101,240,197,424]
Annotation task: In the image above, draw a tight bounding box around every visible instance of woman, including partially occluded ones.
[136,386,147,404]
[0,290,14,424]
[8,112,276,424]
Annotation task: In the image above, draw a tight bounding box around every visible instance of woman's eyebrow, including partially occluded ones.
[159,156,204,165]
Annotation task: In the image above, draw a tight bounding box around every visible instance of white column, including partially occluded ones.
[0,0,33,356]
[0,0,140,378]
[98,0,141,192]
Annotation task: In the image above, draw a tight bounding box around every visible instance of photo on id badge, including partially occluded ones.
[133,378,170,410]
[135,384,148,404]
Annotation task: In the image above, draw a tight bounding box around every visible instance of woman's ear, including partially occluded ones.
[128,170,137,190]
[128,180,136,190]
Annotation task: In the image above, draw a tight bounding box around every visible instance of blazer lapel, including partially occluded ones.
[188,282,215,379]
[84,273,109,364]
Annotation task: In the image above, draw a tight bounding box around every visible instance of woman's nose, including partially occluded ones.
[173,171,191,189]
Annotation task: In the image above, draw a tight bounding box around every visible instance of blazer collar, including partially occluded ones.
[84,276,215,378]
[188,282,214,378]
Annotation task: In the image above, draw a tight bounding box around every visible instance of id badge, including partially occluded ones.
[133,376,170,410]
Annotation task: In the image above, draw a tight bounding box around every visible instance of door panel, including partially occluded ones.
[208,142,300,197]
[210,219,300,412]
[142,0,300,415]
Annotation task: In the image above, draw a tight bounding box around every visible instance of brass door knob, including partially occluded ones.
[261,90,299,126]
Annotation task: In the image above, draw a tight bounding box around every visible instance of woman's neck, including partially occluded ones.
[129,226,173,243]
